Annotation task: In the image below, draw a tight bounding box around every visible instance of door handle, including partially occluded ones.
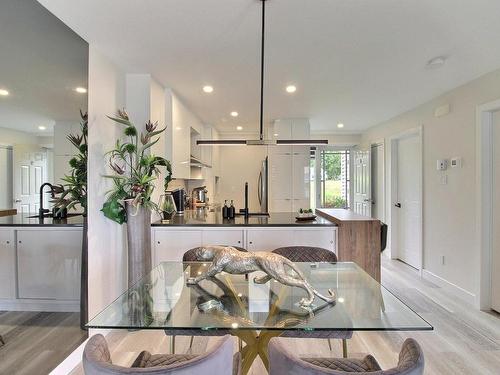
[395,203,401,208]
[14,199,21,203]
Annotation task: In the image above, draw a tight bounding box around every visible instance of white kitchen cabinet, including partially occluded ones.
[270,153,292,200]
[293,228,336,253]
[246,227,336,253]
[292,150,310,201]
[17,229,81,300]
[153,229,202,264]
[0,229,16,299]
[292,199,311,212]
[202,229,244,247]
[269,145,311,212]
[246,229,296,251]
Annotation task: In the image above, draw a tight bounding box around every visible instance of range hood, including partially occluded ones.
[197,0,328,147]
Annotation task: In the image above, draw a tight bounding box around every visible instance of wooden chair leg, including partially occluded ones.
[189,336,194,350]
[342,339,348,358]
[239,338,243,351]
[327,338,333,351]
[0,335,4,347]
[170,335,176,354]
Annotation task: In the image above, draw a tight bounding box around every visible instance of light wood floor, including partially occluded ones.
[70,258,500,375]
[0,311,87,375]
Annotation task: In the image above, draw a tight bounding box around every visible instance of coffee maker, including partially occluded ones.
[170,188,185,214]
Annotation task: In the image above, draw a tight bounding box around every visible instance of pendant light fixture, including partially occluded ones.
[197,0,328,146]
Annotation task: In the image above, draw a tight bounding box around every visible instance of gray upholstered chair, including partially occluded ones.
[272,246,352,357]
[83,334,240,375]
[164,246,247,353]
[268,337,424,375]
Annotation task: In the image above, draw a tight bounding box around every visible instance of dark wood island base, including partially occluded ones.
[316,208,381,281]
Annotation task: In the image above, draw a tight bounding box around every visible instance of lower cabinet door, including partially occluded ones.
[246,229,295,252]
[293,228,336,253]
[0,230,16,299]
[153,230,202,264]
[202,230,244,248]
[17,229,82,300]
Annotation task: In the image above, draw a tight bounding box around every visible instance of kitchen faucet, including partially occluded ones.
[39,182,55,218]
[237,182,268,218]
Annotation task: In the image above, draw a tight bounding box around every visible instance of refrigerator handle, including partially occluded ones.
[258,171,262,205]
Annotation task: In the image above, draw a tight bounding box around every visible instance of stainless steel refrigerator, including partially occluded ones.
[258,156,268,213]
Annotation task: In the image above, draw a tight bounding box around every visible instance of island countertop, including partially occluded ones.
[152,210,336,227]
[0,213,84,227]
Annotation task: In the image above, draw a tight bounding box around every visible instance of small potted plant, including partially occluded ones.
[161,192,176,221]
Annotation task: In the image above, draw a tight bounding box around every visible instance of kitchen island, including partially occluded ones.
[151,210,338,264]
[153,208,381,282]
[0,213,83,311]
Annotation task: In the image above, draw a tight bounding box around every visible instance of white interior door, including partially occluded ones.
[395,133,422,269]
[353,150,371,216]
[491,111,500,312]
[13,145,48,214]
[371,143,384,221]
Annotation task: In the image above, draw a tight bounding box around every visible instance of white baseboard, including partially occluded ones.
[0,299,79,312]
[422,269,476,306]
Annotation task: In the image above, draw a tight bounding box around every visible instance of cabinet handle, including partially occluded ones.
[18,240,22,244]
[237,240,241,244]
[249,241,253,244]
[157,241,160,244]
[6,241,10,244]
[330,240,334,244]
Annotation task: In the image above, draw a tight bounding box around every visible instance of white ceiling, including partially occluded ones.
[38,0,500,134]
[0,0,88,135]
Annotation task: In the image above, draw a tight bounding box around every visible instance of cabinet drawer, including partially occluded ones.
[153,230,202,264]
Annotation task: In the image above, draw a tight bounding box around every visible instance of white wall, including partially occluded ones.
[87,46,127,318]
[361,67,500,304]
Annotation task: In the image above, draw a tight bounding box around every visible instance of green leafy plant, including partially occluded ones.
[53,110,88,215]
[162,197,175,213]
[101,109,172,224]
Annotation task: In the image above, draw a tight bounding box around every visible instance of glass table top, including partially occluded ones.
[87,262,433,332]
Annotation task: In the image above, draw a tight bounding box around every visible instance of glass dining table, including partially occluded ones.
[87,262,432,374]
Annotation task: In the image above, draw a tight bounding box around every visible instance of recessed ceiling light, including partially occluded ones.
[337,123,344,128]
[75,87,87,94]
[175,126,182,130]
[202,85,214,93]
[230,111,239,117]
[426,56,446,69]
[38,125,46,130]
[273,133,279,137]
[0,89,9,96]
[285,85,297,93]
[236,126,243,131]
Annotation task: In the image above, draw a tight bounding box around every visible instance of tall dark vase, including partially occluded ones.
[80,215,88,330]
[125,201,152,287]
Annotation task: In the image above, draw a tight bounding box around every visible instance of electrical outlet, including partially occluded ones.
[441,255,445,265]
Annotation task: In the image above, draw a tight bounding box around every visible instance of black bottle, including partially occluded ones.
[228,200,235,219]
[222,200,229,219]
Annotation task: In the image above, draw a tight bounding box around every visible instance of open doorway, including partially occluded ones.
[390,128,423,271]
[313,148,351,209]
